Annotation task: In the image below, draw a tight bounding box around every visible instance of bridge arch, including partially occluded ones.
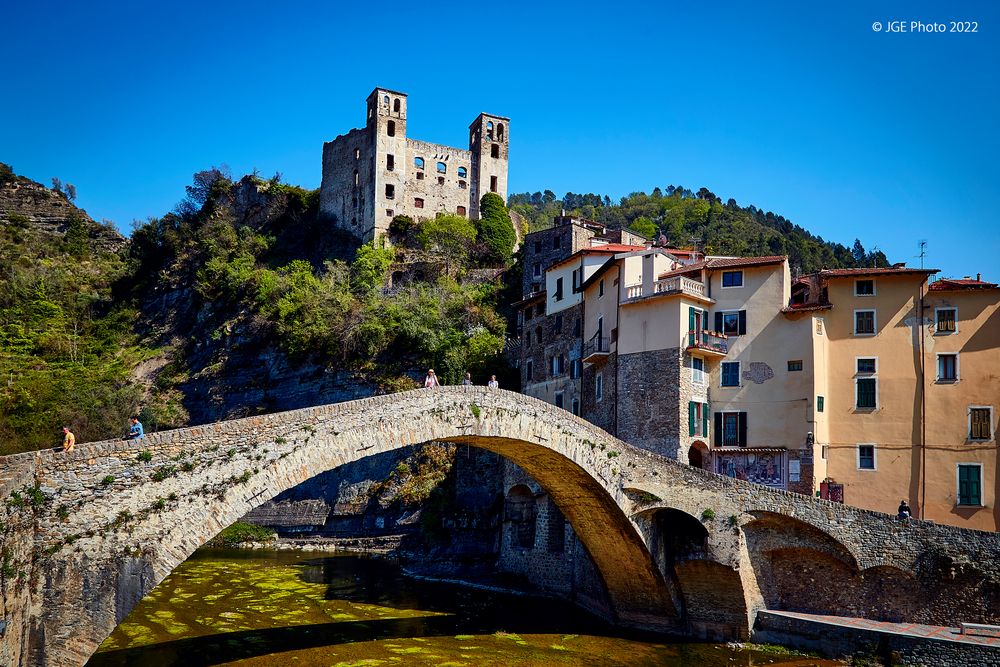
[10,388,677,665]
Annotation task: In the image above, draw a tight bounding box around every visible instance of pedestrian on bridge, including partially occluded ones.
[61,426,75,453]
[462,372,473,386]
[487,375,499,389]
[424,369,440,388]
[898,500,912,519]
[124,416,145,441]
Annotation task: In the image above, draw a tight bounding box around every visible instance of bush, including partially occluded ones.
[206,521,276,547]
[350,239,395,293]
[416,214,477,266]
[389,214,415,236]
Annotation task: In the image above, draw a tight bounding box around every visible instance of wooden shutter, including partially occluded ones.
[714,413,722,447]
[689,307,697,346]
[715,312,723,333]
[702,404,710,440]
[688,402,696,436]
[738,310,747,335]
[737,412,748,447]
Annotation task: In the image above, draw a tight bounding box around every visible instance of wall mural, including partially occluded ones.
[716,451,785,488]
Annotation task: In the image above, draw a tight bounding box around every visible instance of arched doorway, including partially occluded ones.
[688,441,709,469]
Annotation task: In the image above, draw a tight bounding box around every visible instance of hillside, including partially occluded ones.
[510,186,890,273]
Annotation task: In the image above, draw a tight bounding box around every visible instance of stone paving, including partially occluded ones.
[763,610,1000,647]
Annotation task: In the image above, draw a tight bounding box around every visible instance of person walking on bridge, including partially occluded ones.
[487,375,499,389]
[424,369,440,388]
[124,416,145,441]
[462,372,473,386]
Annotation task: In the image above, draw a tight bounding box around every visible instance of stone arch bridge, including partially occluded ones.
[2,387,1000,666]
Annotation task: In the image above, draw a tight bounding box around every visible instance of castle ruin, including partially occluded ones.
[319,87,509,242]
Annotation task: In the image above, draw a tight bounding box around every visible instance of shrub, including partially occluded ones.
[137,450,152,463]
[100,475,115,487]
[389,214,415,236]
[416,214,477,265]
[701,508,716,522]
[206,521,275,547]
[350,239,395,293]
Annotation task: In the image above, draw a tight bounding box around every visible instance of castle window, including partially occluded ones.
[457,166,467,178]
[457,205,467,216]
[386,154,394,171]
[354,148,360,160]
[352,196,358,209]
[383,95,389,104]
[352,217,357,226]
[490,175,498,192]
[414,198,424,208]
[385,184,395,199]
[487,120,494,139]
[491,144,500,158]
[458,180,466,189]
[498,122,505,141]
[438,176,445,185]
[354,170,359,187]
[386,209,393,217]
[436,161,447,173]
[415,157,425,169]
[416,172,424,180]
[393,98,400,112]
[387,121,395,137]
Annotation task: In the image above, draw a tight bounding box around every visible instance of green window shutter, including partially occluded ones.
[688,402,696,436]
[702,404,710,439]
[688,307,696,345]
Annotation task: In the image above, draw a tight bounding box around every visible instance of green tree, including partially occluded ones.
[416,213,477,268]
[476,192,516,264]
[629,216,657,240]
[351,239,395,293]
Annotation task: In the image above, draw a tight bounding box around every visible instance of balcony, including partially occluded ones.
[624,276,708,302]
[686,329,728,357]
[582,335,611,363]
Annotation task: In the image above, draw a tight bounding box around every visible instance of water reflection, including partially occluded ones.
[88,549,835,667]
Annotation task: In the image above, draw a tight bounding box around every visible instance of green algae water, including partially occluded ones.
[88,550,836,667]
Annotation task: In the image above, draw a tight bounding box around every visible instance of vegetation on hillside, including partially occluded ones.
[509,186,889,273]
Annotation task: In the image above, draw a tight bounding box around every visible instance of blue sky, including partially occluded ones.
[2,1,997,280]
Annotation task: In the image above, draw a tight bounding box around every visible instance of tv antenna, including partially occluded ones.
[917,240,927,269]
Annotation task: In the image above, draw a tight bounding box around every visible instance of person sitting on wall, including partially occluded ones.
[897,500,912,520]
[124,416,145,441]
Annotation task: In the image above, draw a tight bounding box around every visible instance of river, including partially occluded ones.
[87,549,839,667]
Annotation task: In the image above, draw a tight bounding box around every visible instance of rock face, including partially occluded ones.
[0,172,124,252]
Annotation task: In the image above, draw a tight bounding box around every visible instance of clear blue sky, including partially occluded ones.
[2,1,997,280]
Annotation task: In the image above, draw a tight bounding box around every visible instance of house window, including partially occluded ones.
[386,154,394,171]
[937,354,958,382]
[958,464,983,506]
[692,357,705,384]
[571,397,580,416]
[457,206,467,216]
[788,360,803,372]
[714,412,746,447]
[716,310,746,336]
[856,357,877,409]
[414,198,424,208]
[458,180,467,189]
[554,314,563,332]
[555,392,564,409]
[457,167,467,178]
[722,271,743,288]
[936,308,957,334]
[553,234,561,250]
[535,325,542,343]
[490,175,498,192]
[491,144,500,158]
[970,407,993,440]
[596,374,603,401]
[414,157,425,169]
[854,310,876,335]
[855,279,875,296]
[533,240,542,253]
[857,445,876,470]
[533,263,541,278]
[688,402,709,437]
[387,121,395,137]
[721,362,740,387]
[817,396,825,412]
[571,359,582,379]
[599,279,605,297]
[555,277,564,301]
[525,330,531,347]
[573,318,581,336]
[436,161,447,174]
[525,360,533,382]
[385,184,395,199]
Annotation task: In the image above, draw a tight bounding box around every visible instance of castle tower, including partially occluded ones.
[367,88,408,237]
[469,113,510,219]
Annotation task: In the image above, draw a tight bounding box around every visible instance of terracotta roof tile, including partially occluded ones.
[817,267,938,278]
[929,278,998,291]
[656,255,787,280]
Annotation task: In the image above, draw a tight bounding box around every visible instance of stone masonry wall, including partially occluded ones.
[617,349,682,458]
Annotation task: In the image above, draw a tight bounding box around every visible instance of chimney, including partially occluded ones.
[977,273,982,281]
[892,262,906,269]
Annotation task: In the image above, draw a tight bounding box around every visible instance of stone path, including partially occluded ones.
[764,610,1000,647]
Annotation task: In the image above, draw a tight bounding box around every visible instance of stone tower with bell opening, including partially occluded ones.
[319,87,510,242]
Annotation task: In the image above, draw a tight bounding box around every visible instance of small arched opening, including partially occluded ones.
[498,122,505,141]
[387,121,395,137]
[688,441,709,469]
[393,98,400,112]
[505,484,537,549]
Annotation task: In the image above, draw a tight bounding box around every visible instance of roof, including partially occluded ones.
[579,258,617,292]
[816,267,939,278]
[929,278,998,291]
[656,255,787,280]
[546,245,647,271]
[512,291,546,308]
